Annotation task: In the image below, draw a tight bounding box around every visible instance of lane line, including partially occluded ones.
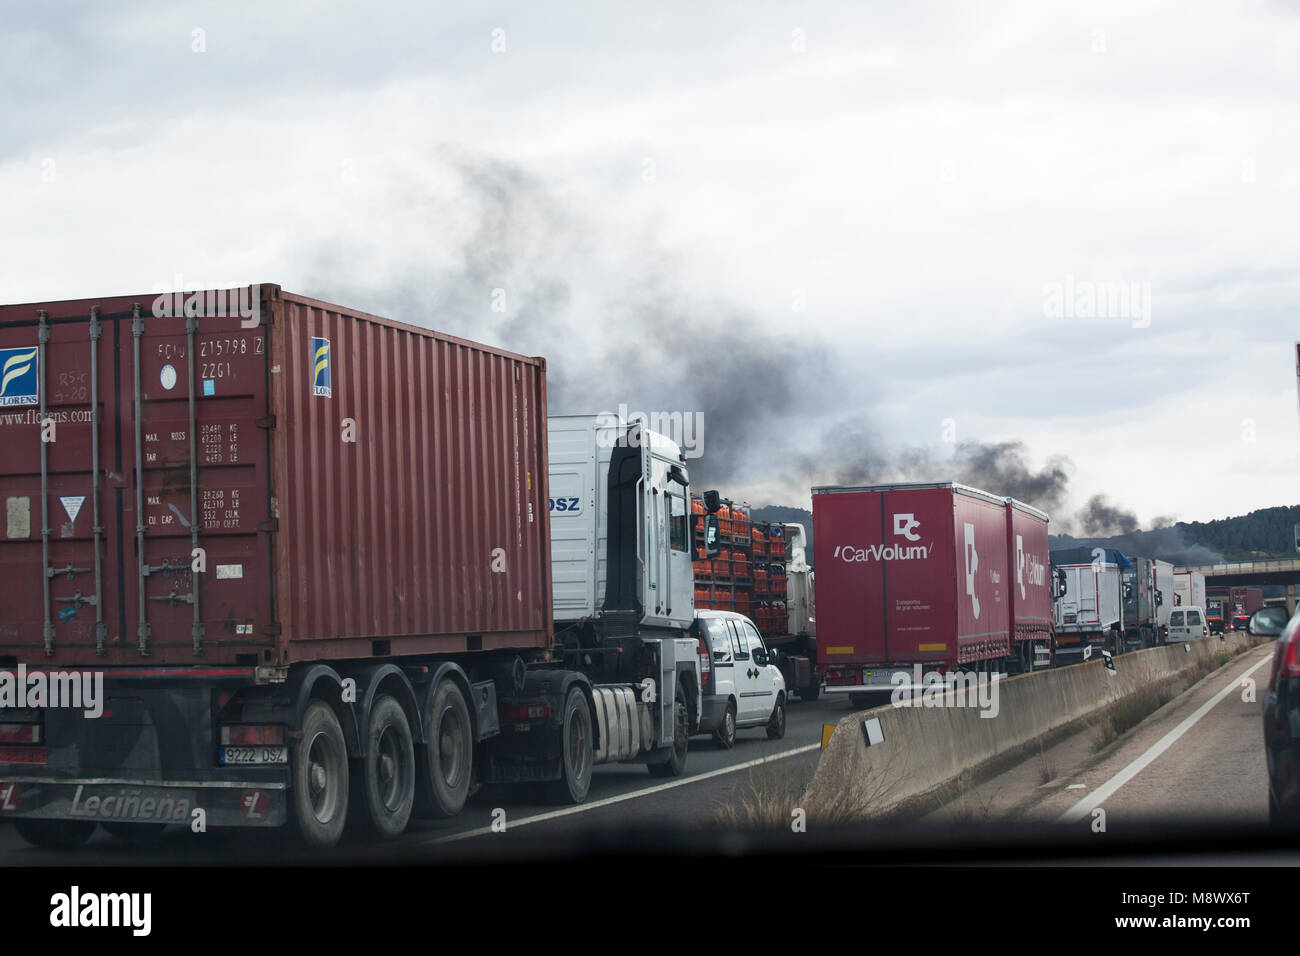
[420,742,822,845]
[1058,649,1273,823]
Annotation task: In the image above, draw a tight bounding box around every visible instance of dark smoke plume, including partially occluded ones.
[304,152,830,483]
[1079,494,1140,536]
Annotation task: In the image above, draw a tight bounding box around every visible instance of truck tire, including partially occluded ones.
[361,695,416,838]
[291,700,349,848]
[15,820,96,850]
[766,694,787,739]
[802,680,821,702]
[102,822,167,842]
[713,700,737,749]
[648,688,689,778]
[849,692,873,709]
[424,678,473,818]
[545,686,593,804]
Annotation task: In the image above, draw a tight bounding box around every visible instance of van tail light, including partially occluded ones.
[696,635,712,691]
[1203,626,1209,637]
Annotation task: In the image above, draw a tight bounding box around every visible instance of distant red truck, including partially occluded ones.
[812,482,1052,703]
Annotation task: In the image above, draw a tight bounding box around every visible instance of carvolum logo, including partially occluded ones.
[833,540,931,562]
[964,522,980,618]
[1016,534,1045,599]
[893,513,921,541]
[0,347,39,406]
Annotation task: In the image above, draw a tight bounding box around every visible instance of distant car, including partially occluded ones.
[1233,614,1251,631]
[691,610,787,748]
[1257,606,1300,823]
[1166,606,1209,642]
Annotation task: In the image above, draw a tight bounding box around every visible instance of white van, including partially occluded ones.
[1167,605,1210,642]
[691,610,787,748]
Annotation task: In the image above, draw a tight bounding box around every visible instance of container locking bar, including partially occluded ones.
[37,311,53,655]
[132,304,149,656]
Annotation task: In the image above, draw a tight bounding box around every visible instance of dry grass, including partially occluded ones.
[713,749,901,830]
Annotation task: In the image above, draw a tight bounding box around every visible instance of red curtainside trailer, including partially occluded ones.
[1005,497,1053,671]
[812,482,1012,702]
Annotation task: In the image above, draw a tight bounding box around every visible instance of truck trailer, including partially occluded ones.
[0,285,703,850]
[812,482,1021,705]
[1050,547,1129,661]
[1154,559,1175,638]
[1173,570,1207,613]
[690,498,819,699]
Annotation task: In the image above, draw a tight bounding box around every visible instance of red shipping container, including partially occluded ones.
[0,284,551,668]
[812,482,1011,672]
[1006,498,1051,644]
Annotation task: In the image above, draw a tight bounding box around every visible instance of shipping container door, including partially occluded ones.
[0,309,125,665]
[126,307,274,665]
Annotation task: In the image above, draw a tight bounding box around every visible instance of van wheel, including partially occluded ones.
[291,700,349,848]
[766,695,787,739]
[15,820,96,850]
[424,678,473,818]
[102,822,167,842]
[713,701,737,749]
[648,688,689,777]
[362,695,416,838]
[546,687,593,804]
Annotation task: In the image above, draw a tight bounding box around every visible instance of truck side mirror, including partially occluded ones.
[1156,590,1163,607]
[703,490,721,514]
[704,514,721,558]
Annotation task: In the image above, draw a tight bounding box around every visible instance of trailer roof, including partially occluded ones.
[812,480,1007,508]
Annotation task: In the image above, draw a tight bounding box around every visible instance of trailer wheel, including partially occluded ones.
[361,695,416,838]
[424,678,473,818]
[545,686,593,804]
[291,700,349,848]
[802,680,820,702]
[14,820,96,850]
[648,688,689,778]
[102,822,167,842]
[713,700,737,749]
[766,694,787,739]
[849,693,873,709]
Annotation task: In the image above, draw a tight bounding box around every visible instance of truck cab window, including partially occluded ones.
[668,490,687,552]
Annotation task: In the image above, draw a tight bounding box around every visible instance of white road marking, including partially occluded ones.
[1058,650,1273,823]
[422,742,822,845]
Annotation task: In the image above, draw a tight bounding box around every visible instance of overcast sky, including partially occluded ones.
[3,1,1297,527]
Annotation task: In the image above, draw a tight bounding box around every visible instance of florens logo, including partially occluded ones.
[312,337,332,397]
[0,346,39,406]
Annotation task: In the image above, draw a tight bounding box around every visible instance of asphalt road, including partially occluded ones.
[0,690,859,864]
[0,645,1277,864]
[925,643,1275,830]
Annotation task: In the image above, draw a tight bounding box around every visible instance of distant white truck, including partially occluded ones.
[1051,548,1127,661]
[1173,570,1207,614]
[1154,559,1176,638]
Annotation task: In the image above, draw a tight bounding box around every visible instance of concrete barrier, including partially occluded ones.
[801,632,1265,819]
